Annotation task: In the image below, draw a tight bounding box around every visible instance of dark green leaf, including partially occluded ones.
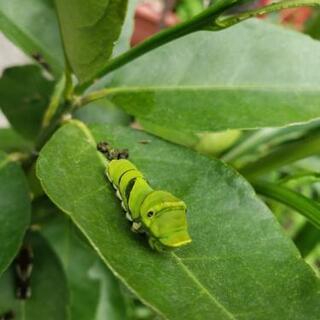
[294,222,320,258]
[41,211,128,320]
[0,128,32,152]
[54,0,128,83]
[37,121,320,320]
[0,232,69,319]
[0,0,64,77]
[305,9,320,40]
[0,151,30,276]
[0,65,54,140]
[103,20,320,134]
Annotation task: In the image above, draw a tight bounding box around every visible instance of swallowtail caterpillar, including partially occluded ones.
[97,142,192,251]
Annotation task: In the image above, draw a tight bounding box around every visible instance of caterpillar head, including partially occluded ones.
[140,191,191,250]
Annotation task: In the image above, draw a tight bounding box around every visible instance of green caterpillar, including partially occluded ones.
[98,142,191,251]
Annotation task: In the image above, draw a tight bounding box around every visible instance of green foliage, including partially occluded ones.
[0,128,32,152]
[176,0,204,21]
[1,0,320,319]
[0,65,54,140]
[0,152,30,275]
[74,99,131,126]
[0,0,64,77]
[54,0,128,83]
[36,121,320,319]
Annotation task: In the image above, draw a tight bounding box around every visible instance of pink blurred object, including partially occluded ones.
[258,0,312,29]
[131,2,179,46]
[280,7,312,30]
[259,0,271,6]
[257,0,271,19]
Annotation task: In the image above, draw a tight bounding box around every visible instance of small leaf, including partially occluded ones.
[37,121,320,320]
[105,20,320,133]
[0,65,54,140]
[41,211,128,320]
[0,232,69,319]
[54,0,128,83]
[0,151,30,276]
[0,0,64,76]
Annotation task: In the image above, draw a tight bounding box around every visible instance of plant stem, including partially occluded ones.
[254,180,320,229]
[42,74,66,128]
[37,65,74,149]
[77,88,112,107]
[64,62,74,100]
[216,0,320,28]
[75,0,237,93]
[240,130,320,180]
[35,100,73,151]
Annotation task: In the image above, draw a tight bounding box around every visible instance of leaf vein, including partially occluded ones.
[171,253,236,320]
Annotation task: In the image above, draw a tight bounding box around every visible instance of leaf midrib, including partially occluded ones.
[172,252,236,319]
[105,85,320,93]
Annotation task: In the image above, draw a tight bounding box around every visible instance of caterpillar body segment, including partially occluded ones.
[106,158,191,251]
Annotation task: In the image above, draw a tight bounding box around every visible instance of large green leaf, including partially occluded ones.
[41,211,128,320]
[102,20,320,133]
[0,232,69,319]
[37,120,320,320]
[0,151,30,276]
[54,0,128,83]
[0,65,54,140]
[0,0,64,77]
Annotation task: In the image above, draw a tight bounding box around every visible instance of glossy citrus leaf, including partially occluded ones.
[37,121,320,320]
[0,128,32,153]
[54,0,128,83]
[103,20,320,134]
[0,151,30,276]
